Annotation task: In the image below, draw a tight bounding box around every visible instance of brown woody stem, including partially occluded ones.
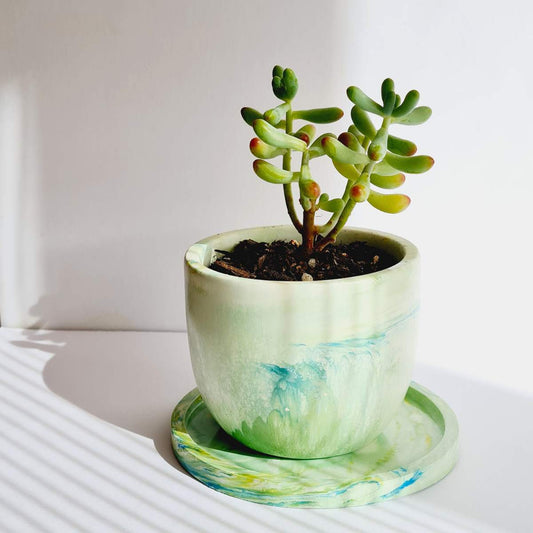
[302,208,316,255]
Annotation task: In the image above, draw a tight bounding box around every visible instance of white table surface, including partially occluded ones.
[0,328,531,533]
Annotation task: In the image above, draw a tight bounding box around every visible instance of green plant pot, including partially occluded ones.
[185,225,419,459]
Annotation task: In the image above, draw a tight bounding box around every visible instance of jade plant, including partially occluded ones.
[241,66,434,255]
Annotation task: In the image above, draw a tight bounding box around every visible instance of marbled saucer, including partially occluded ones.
[171,382,458,508]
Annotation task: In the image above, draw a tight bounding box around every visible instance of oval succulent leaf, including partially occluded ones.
[300,179,321,199]
[272,68,298,102]
[347,124,365,145]
[370,172,406,189]
[394,106,432,125]
[272,65,284,78]
[293,107,344,123]
[351,106,376,139]
[282,68,298,100]
[368,190,411,213]
[264,103,290,125]
[319,196,344,212]
[346,86,383,116]
[308,133,336,158]
[338,131,363,152]
[381,78,395,103]
[392,90,420,118]
[385,152,434,173]
[253,119,307,151]
[272,76,284,98]
[368,127,389,161]
[332,160,359,181]
[374,159,401,176]
[241,107,263,126]
[382,91,396,116]
[253,160,296,184]
[387,135,417,156]
[349,183,370,203]
[322,136,370,165]
[249,138,286,159]
[294,124,317,145]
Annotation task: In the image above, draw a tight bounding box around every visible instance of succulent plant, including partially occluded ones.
[242,66,434,254]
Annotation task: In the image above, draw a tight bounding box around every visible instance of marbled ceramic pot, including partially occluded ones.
[185,226,419,459]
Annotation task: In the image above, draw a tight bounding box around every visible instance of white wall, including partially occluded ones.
[2,0,532,394]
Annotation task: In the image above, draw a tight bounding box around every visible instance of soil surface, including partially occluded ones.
[209,239,398,281]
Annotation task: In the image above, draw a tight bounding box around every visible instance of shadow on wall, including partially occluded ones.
[11,299,195,474]
[0,0,348,332]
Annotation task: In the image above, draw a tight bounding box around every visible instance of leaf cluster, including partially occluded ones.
[240,66,434,249]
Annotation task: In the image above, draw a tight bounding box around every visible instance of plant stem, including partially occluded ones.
[302,208,316,254]
[315,198,355,252]
[283,183,303,233]
[282,108,303,233]
[317,134,371,236]
[299,149,317,255]
[317,177,356,235]
[316,160,375,252]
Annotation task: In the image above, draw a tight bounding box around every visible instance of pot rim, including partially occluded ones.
[185,225,419,286]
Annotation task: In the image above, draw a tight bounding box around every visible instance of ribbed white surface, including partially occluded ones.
[1,329,530,532]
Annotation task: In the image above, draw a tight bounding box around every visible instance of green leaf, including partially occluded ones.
[253,119,307,151]
[368,190,410,213]
[272,68,299,101]
[351,106,376,139]
[346,86,383,115]
[387,135,417,156]
[338,131,364,152]
[381,78,395,103]
[264,103,290,125]
[394,106,432,125]
[374,160,400,176]
[370,173,405,189]
[347,124,365,145]
[318,195,344,212]
[253,160,297,184]
[382,91,396,116]
[294,124,316,145]
[300,179,320,199]
[392,90,420,118]
[322,137,370,165]
[293,107,344,123]
[368,127,389,161]
[385,153,434,173]
[308,133,336,158]
[272,65,284,78]
[241,107,263,126]
[249,138,286,159]
[282,68,298,101]
[349,183,370,202]
[332,160,359,181]
[272,76,284,99]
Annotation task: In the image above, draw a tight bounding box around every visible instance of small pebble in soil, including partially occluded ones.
[308,258,317,268]
[301,272,314,282]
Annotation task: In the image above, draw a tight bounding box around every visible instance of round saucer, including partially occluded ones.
[171,382,458,508]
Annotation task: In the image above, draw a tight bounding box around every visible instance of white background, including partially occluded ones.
[1,0,532,395]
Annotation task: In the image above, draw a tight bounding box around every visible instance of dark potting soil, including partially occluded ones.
[209,239,398,281]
